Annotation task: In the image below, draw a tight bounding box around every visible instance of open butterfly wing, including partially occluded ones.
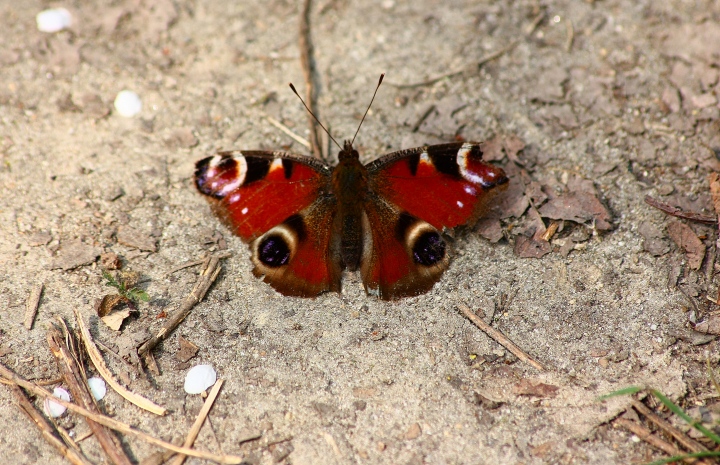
[195,151,341,296]
[361,142,508,299]
[367,142,508,231]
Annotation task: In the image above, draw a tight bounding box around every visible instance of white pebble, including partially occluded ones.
[36,8,72,33]
[113,90,142,117]
[184,364,217,394]
[88,377,107,400]
[43,387,71,417]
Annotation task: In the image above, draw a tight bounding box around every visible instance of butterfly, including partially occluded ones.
[194,78,508,300]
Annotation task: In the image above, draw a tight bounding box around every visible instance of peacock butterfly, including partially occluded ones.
[194,77,508,300]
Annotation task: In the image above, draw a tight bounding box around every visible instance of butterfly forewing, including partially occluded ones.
[195,150,331,241]
[367,142,508,232]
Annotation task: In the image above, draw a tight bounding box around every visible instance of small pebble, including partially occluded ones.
[88,377,107,400]
[36,8,72,33]
[114,90,142,117]
[184,364,217,394]
[43,387,71,417]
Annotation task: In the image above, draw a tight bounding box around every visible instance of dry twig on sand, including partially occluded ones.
[24,283,44,330]
[614,417,688,461]
[73,307,167,416]
[12,384,94,465]
[644,195,717,224]
[167,380,225,465]
[298,0,322,159]
[47,320,134,465]
[0,362,243,464]
[457,303,546,371]
[138,254,227,358]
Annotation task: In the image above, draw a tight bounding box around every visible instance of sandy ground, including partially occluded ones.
[2,0,720,464]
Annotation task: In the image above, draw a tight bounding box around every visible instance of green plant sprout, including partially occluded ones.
[102,270,149,304]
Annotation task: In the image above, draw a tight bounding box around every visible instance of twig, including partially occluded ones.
[265,115,311,149]
[167,380,225,465]
[0,362,243,464]
[564,19,574,52]
[390,41,521,89]
[73,307,168,416]
[166,259,208,276]
[12,385,94,465]
[541,221,560,242]
[478,40,520,68]
[47,323,134,465]
[614,417,695,463]
[457,303,545,371]
[391,69,465,90]
[525,11,545,36]
[35,376,64,386]
[644,195,717,224]
[138,254,225,357]
[24,283,44,330]
[299,0,322,159]
[321,431,343,460]
[94,339,139,373]
[631,399,708,455]
[411,105,436,132]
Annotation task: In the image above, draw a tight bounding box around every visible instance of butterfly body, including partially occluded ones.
[195,141,507,300]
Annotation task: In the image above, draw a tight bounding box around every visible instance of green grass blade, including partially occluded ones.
[596,386,642,401]
[646,450,720,465]
[650,389,720,444]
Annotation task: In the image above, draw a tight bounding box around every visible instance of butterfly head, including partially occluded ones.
[338,140,360,162]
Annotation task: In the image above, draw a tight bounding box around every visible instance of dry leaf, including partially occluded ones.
[117,226,157,252]
[538,192,612,230]
[638,222,671,257]
[50,239,101,270]
[176,335,199,363]
[708,173,720,219]
[101,309,132,331]
[490,177,529,219]
[503,135,526,163]
[667,221,706,270]
[514,236,552,259]
[95,294,126,317]
[476,219,504,242]
[693,315,720,335]
[480,136,505,161]
[513,379,559,398]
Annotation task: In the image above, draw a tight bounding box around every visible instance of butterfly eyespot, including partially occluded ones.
[258,235,291,267]
[412,231,446,266]
[194,154,247,199]
[396,213,448,268]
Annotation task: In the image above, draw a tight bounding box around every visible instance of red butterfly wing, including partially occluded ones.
[361,142,507,299]
[360,197,450,299]
[195,151,341,296]
[367,142,508,231]
[195,151,330,241]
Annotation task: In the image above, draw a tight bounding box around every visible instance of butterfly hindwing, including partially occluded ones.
[195,151,342,296]
[360,196,449,299]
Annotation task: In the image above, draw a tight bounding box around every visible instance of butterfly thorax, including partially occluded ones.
[331,141,368,271]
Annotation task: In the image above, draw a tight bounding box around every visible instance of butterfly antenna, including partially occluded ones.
[351,73,384,145]
[288,83,342,151]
